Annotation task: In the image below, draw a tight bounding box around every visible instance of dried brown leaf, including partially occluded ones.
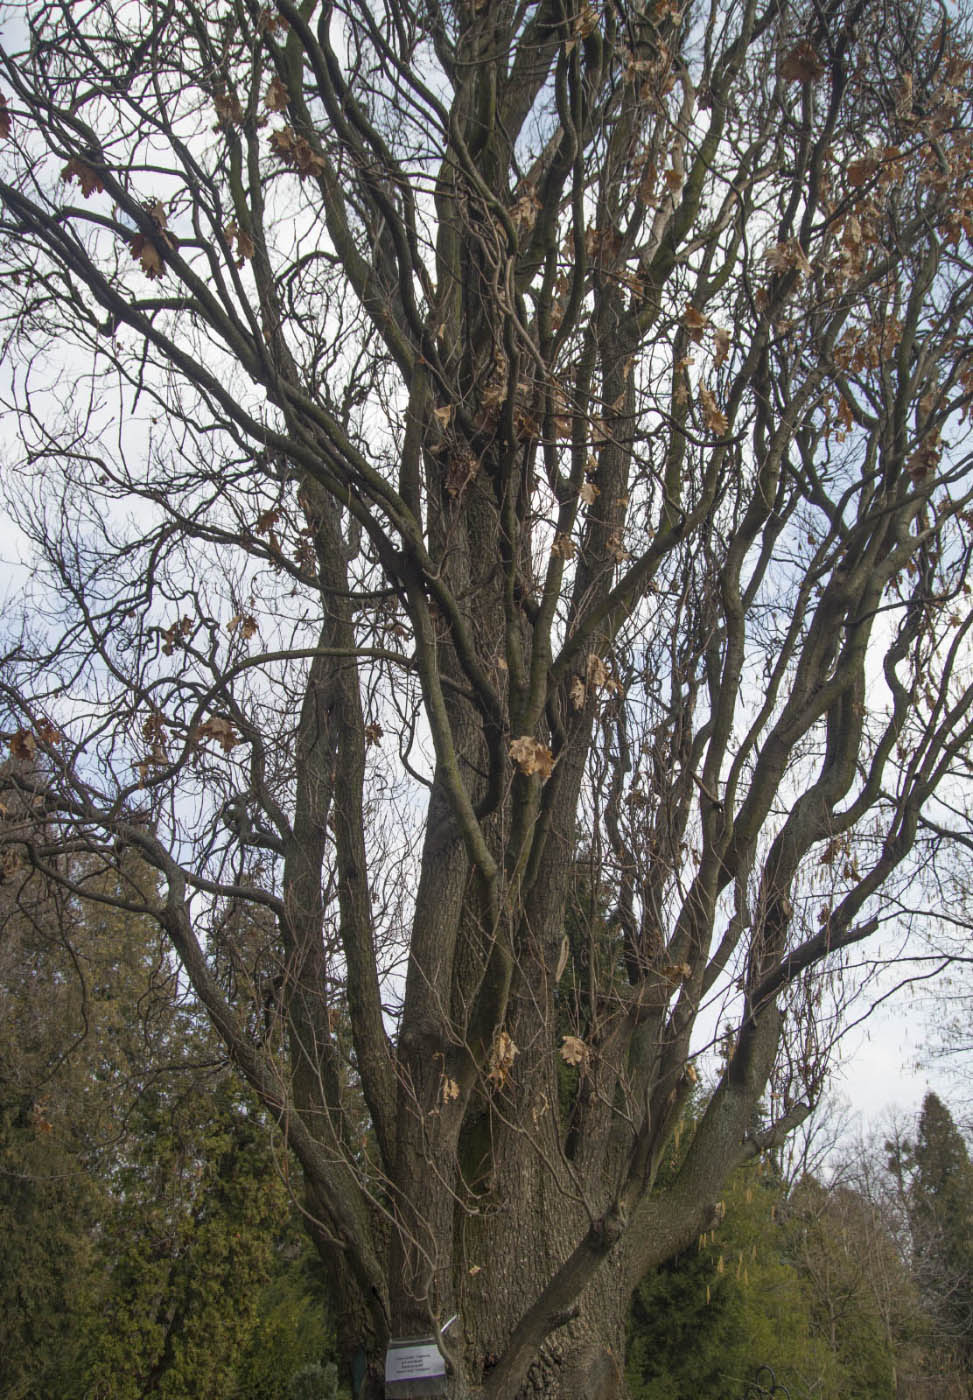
[780,42,825,84]
[265,75,289,112]
[511,183,540,232]
[560,1035,589,1068]
[554,934,571,983]
[713,327,731,368]
[227,613,258,640]
[269,125,324,178]
[847,156,879,188]
[61,157,104,198]
[509,735,555,781]
[130,234,164,279]
[214,91,244,127]
[682,304,709,342]
[257,7,289,33]
[487,1029,518,1089]
[699,385,728,436]
[145,198,168,230]
[195,716,241,753]
[9,728,36,761]
[764,239,811,277]
[586,654,609,688]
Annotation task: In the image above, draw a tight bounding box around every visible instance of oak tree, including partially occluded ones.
[3,0,973,1394]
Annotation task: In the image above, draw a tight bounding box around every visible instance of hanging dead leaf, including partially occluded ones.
[194,716,241,752]
[433,403,453,428]
[257,6,289,33]
[554,934,571,983]
[269,125,325,178]
[569,675,586,710]
[780,42,825,83]
[31,1102,53,1134]
[227,613,258,640]
[364,722,384,746]
[270,126,295,159]
[214,91,244,127]
[142,713,167,744]
[161,616,193,655]
[61,157,104,198]
[699,385,728,436]
[637,160,657,205]
[586,654,609,688]
[847,155,879,187]
[560,1035,589,1068]
[579,479,599,505]
[606,532,630,565]
[573,3,598,39]
[682,304,709,342]
[895,71,913,118]
[32,719,62,747]
[296,140,326,179]
[487,1029,518,1089]
[841,214,863,251]
[509,735,555,780]
[144,197,169,231]
[764,239,812,277]
[712,327,731,368]
[130,234,164,279]
[0,94,10,140]
[551,532,576,561]
[264,75,289,112]
[223,222,255,266]
[9,728,36,761]
[441,1075,460,1104]
[511,183,540,232]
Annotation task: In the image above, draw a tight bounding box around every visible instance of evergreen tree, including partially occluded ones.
[0,842,336,1400]
[891,1093,973,1388]
[627,1160,827,1399]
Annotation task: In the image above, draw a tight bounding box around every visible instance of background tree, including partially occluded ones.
[887,1092,973,1390]
[0,816,337,1400]
[627,1135,828,1399]
[3,0,973,1395]
[628,1096,971,1400]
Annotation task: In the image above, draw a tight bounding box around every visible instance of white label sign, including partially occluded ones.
[385,1341,446,1382]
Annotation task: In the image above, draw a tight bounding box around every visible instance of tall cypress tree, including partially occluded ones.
[887,1093,973,1390]
[911,1094,973,1379]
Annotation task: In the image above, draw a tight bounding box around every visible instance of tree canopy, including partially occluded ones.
[3,0,973,1394]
